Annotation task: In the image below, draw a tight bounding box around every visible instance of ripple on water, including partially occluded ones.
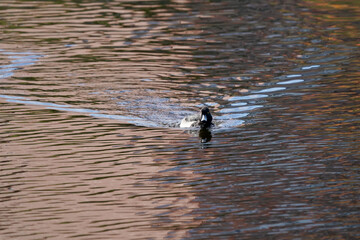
[228,94,268,101]
[220,105,263,113]
[277,79,304,85]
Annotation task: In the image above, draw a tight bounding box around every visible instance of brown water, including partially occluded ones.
[0,0,359,239]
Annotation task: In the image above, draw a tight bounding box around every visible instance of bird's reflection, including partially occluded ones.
[186,128,213,144]
[199,128,212,143]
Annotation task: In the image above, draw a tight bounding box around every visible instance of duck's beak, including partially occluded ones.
[201,114,207,123]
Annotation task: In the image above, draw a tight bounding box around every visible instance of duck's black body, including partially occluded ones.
[180,107,213,128]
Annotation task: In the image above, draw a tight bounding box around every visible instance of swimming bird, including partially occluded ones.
[180,107,213,128]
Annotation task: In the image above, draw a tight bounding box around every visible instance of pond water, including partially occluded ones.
[0,0,359,239]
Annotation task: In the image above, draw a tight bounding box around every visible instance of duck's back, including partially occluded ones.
[180,114,199,128]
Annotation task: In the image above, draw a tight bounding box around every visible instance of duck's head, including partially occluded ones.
[199,107,213,128]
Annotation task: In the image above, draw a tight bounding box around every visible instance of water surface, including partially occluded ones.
[0,0,359,239]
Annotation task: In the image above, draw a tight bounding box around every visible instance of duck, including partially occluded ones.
[180,107,213,128]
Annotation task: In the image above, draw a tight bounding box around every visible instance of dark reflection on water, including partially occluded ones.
[0,0,359,239]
